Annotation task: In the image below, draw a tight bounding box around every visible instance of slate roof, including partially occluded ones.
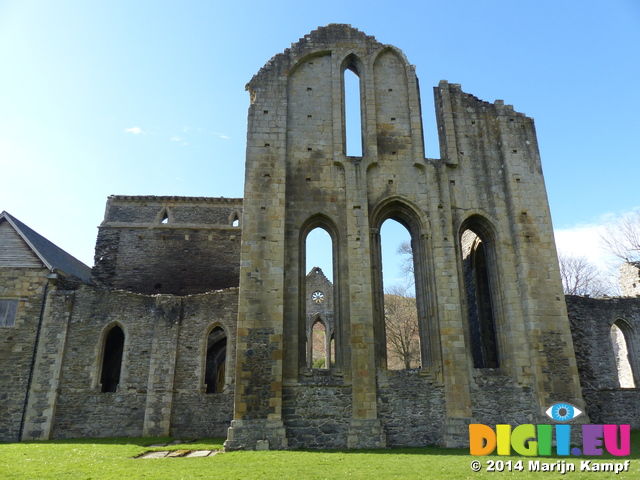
[0,211,92,281]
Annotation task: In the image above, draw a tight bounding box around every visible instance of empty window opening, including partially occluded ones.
[0,300,18,327]
[205,326,227,393]
[611,322,635,388]
[311,320,329,368]
[161,211,169,224]
[306,227,333,281]
[305,227,335,369]
[101,326,124,393]
[344,67,362,156]
[231,212,240,227]
[381,219,420,370]
[461,229,499,368]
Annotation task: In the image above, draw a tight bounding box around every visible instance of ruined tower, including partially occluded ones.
[224,24,584,449]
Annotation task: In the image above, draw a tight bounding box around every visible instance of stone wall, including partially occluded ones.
[93,196,242,295]
[230,24,584,450]
[619,263,640,297]
[566,295,640,427]
[283,377,352,449]
[0,266,49,441]
[377,370,445,447]
[22,285,239,440]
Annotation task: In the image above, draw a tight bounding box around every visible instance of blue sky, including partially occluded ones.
[1,0,639,287]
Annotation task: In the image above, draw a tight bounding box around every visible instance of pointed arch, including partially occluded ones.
[611,318,638,388]
[341,53,365,157]
[98,322,126,393]
[203,323,229,393]
[300,214,342,372]
[229,210,242,228]
[307,313,333,369]
[459,215,501,369]
[369,197,437,370]
[156,207,171,225]
[373,47,412,158]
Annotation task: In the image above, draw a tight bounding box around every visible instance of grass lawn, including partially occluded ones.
[1,432,639,480]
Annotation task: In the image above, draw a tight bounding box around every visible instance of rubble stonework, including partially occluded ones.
[93,196,243,295]
[565,296,640,428]
[1,25,639,448]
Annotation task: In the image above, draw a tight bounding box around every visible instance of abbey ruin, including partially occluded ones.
[1,25,639,449]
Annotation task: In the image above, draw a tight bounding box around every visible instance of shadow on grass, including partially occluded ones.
[4,436,226,449]
[285,430,640,459]
[5,430,640,460]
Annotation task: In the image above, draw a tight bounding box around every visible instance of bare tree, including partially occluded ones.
[558,253,613,297]
[600,211,640,262]
[396,240,414,285]
[384,284,420,369]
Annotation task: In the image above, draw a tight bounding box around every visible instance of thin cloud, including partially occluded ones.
[553,209,640,274]
[212,131,230,140]
[554,223,610,269]
[171,136,182,142]
[125,127,143,135]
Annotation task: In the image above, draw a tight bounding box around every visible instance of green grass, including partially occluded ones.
[1,433,639,480]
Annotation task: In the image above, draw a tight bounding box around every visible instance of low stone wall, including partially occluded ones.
[582,389,640,428]
[377,369,445,447]
[53,392,146,439]
[46,286,238,440]
[566,295,640,425]
[283,378,352,449]
[470,369,537,426]
[170,393,233,438]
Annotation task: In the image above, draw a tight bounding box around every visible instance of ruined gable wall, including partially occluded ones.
[93,196,242,295]
[230,24,586,450]
[436,81,584,418]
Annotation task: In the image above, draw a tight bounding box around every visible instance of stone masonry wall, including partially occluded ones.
[377,371,445,447]
[619,262,640,297]
[230,24,583,450]
[283,378,352,449]
[0,266,49,441]
[170,288,237,438]
[566,295,640,427]
[50,286,237,439]
[93,196,242,295]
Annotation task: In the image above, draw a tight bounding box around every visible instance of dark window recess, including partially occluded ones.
[461,229,499,368]
[101,326,125,393]
[0,300,18,327]
[205,327,227,393]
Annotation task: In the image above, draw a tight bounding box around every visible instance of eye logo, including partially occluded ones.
[545,402,583,422]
